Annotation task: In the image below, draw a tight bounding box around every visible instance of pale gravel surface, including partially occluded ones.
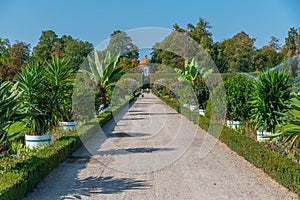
[24,93,298,200]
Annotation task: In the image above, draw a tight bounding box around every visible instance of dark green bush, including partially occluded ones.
[192,77,209,109]
[220,73,235,81]
[223,74,254,121]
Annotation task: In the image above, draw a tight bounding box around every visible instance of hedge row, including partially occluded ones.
[158,95,300,198]
[0,127,89,200]
[0,97,136,200]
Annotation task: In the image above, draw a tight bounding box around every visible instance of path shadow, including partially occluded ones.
[128,110,143,113]
[105,132,150,138]
[143,97,157,100]
[133,103,153,107]
[65,175,151,199]
[23,146,152,199]
[134,102,152,104]
[23,97,157,200]
[129,112,178,116]
[98,147,176,156]
[121,117,146,120]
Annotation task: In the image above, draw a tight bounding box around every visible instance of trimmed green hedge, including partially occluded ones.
[157,95,180,112]
[0,97,135,200]
[158,95,200,124]
[159,95,300,198]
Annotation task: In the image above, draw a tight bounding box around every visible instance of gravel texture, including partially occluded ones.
[24,93,298,200]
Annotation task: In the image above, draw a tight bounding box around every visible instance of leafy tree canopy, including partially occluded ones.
[32,30,93,70]
[0,38,30,80]
[104,30,139,60]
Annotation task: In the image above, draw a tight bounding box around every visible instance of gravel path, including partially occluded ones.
[24,93,298,200]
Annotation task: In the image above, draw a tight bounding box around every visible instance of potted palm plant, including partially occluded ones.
[44,56,77,131]
[250,69,291,142]
[23,109,51,148]
[58,101,77,131]
[16,62,52,148]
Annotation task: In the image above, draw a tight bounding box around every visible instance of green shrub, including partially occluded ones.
[0,171,27,200]
[199,116,210,131]
[0,132,82,200]
[159,96,180,112]
[205,97,212,119]
[193,77,209,109]
[205,86,226,121]
[224,74,254,121]
[180,106,199,124]
[220,73,235,81]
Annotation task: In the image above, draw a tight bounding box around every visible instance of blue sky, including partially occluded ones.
[0,0,299,51]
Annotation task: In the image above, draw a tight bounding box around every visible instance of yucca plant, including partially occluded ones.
[15,62,50,135]
[80,49,124,107]
[0,81,24,152]
[250,69,291,133]
[44,56,75,122]
[273,96,300,148]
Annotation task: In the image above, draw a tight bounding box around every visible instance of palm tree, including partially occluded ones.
[80,49,124,107]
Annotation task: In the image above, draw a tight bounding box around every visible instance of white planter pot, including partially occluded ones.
[226,120,242,129]
[59,121,78,131]
[25,134,51,149]
[183,103,190,108]
[189,105,197,111]
[199,109,205,116]
[99,104,112,114]
[257,131,272,142]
